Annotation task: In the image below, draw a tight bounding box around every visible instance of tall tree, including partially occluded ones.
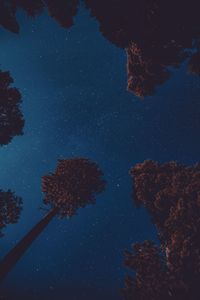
[0,70,24,146]
[123,160,200,299]
[0,157,106,281]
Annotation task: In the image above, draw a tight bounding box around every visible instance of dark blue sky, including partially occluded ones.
[0,5,200,300]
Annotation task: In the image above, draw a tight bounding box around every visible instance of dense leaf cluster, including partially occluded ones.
[85,0,200,97]
[0,0,79,33]
[0,70,24,145]
[123,161,200,299]
[0,190,22,237]
[126,43,170,97]
[1,1,200,97]
[124,241,180,300]
[42,158,106,217]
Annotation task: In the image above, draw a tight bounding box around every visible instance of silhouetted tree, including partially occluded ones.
[0,0,19,33]
[45,0,80,28]
[0,70,24,145]
[0,157,106,281]
[42,158,106,216]
[2,1,200,97]
[123,241,182,300]
[126,43,171,97]
[0,0,79,33]
[84,0,200,97]
[0,189,22,237]
[123,160,200,299]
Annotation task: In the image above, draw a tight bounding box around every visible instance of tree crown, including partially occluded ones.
[42,157,106,217]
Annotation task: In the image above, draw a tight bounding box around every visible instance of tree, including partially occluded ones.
[42,157,106,217]
[84,0,200,97]
[123,241,180,300]
[2,1,200,97]
[0,70,24,145]
[126,43,171,97]
[0,189,22,237]
[123,160,200,299]
[0,0,80,33]
[45,0,80,28]
[0,157,106,281]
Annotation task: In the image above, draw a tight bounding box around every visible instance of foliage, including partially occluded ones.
[0,0,79,33]
[0,190,22,237]
[0,70,24,145]
[42,157,106,217]
[123,160,200,299]
[126,43,170,97]
[84,0,200,97]
[123,241,182,300]
[45,0,80,28]
[2,1,200,97]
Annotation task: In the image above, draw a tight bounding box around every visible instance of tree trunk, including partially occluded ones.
[0,207,58,282]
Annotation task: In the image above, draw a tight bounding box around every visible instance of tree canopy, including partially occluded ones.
[1,1,200,97]
[123,240,179,300]
[85,0,200,97]
[0,0,80,33]
[42,157,106,217]
[0,70,24,146]
[123,160,200,299]
[0,189,22,237]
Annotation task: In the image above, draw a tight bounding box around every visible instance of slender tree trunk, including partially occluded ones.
[0,207,58,282]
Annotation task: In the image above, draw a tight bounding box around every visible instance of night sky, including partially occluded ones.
[0,4,200,300]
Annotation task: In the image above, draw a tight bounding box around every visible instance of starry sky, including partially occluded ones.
[0,4,200,300]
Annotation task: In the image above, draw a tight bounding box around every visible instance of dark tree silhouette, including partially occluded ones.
[0,0,80,33]
[123,160,200,299]
[0,70,24,145]
[84,0,200,97]
[123,241,181,300]
[2,1,200,97]
[42,158,106,217]
[0,157,106,281]
[0,0,44,33]
[45,0,80,28]
[126,43,171,97]
[0,189,22,237]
